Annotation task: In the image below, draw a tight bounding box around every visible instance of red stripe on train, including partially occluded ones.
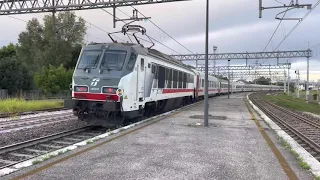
[163,89,218,94]
[74,92,119,101]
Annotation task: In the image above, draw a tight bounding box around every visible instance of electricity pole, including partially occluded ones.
[204,0,209,127]
[295,70,300,98]
[287,66,290,95]
[306,52,310,102]
[228,59,230,99]
[284,70,286,94]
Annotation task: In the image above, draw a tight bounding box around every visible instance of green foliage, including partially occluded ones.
[0,43,16,58]
[35,64,73,94]
[213,74,228,80]
[253,76,271,85]
[263,93,320,114]
[185,64,196,69]
[17,11,86,72]
[0,98,63,114]
[0,56,32,94]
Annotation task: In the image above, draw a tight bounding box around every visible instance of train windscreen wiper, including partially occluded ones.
[83,55,100,72]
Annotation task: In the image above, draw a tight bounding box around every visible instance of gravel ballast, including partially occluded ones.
[0,117,87,147]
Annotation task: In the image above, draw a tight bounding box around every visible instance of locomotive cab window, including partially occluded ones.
[127,53,137,70]
[100,50,127,70]
[77,50,101,69]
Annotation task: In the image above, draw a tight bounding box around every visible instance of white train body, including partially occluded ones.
[64,42,283,126]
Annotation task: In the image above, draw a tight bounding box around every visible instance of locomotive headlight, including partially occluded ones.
[102,87,117,94]
[74,86,88,92]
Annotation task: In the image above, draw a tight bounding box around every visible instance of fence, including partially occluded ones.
[0,89,8,99]
[0,89,71,100]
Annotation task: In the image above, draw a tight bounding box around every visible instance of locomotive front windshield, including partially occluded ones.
[77,50,101,69]
[100,50,127,71]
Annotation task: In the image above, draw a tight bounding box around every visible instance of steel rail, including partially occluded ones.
[263,99,320,128]
[249,94,320,155]
[0,126,92,169]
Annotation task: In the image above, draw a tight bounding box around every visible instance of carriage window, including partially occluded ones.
[158,66,165,88]
[152,64,156,74]
[183,73,187,88]
[178,71,183,88]
[77,50,101,69]
[173,70,178,88]
[166,68,172,88]
[127,53,137,70]
[140,58,144,71]
[202,79,204,88]
[190,75,194,83]
[100,50,127,70]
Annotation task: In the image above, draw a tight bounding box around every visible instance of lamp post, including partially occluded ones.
[204,0,209,127]
[228,59,230,99]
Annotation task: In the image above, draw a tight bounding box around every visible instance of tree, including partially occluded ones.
[0,56,32,94]
[253,76,271,85]
[0,43,17,58]
[16,12,86,72]
[186,64,196,69]
[34,64,73,94]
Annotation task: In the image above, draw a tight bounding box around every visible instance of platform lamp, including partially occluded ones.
[213,46,217,75]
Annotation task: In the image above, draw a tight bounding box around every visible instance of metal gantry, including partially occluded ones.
[197,64,291,72]
[0,0,188,15]
[170,50,312,61]
[218,71,285,76]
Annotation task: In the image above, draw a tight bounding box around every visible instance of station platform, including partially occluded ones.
[6,93,314,180]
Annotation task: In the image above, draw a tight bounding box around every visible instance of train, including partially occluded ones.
[64,42,282,127]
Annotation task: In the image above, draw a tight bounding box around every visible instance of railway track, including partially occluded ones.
[249,93,320,161]
[0,126,106,169]
[0,111,74,133]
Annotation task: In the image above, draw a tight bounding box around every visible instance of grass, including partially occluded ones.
[263,93,320,115]
[278,136,311,170]
[314,176,320,180]
[0,98,63,114]
[291,90,319,100]
[32,149,71,165]
[32,154,56,165]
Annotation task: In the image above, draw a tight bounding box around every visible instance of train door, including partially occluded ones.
[196,75,200,97]
[144,62,154,98]
[137,57,146,102]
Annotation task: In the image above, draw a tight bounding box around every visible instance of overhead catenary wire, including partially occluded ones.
[273,0,285,5]
[274,0,320,50]
[132,7,195,55]
[97,5,184,55]
[262,1,292,52]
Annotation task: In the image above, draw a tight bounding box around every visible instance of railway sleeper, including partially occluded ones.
[39,144,63,149]
[9,153,34,159]
[24,148,49,154]
[0,159,18,164]
[51,141,75,145]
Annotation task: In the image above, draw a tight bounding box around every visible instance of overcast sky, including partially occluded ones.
[0,0,319,82]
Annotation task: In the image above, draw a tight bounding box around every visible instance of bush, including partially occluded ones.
[0,57,32,95]
[34,64,73,94]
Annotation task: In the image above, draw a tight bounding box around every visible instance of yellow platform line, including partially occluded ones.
[244,97,298,180]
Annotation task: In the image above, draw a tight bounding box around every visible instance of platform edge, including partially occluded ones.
[246,94,320,177]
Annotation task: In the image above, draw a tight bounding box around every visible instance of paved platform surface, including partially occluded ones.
[6,93,314,180]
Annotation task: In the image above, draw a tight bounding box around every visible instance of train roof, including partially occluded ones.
[85,42,190,70]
